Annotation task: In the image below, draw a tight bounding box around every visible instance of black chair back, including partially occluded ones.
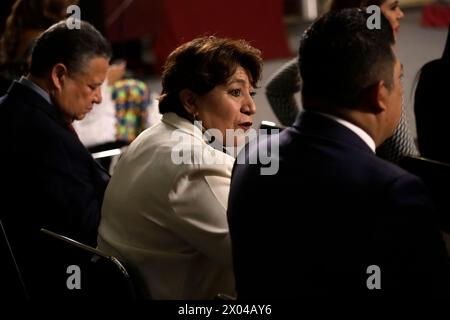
[40,228,137,299]
[399,155,450,232]
[259,120,284,133]
[0,219,29,300]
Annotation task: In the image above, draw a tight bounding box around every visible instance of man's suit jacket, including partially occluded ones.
[0,81,109,297]
[228,111,450,298]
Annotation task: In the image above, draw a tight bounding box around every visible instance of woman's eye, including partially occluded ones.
[250,91,256,98]
[229,89,241,97]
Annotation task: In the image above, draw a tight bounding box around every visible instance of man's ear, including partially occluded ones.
[179,89,197,116]
[50,63,68,91]
[367,80,388,114]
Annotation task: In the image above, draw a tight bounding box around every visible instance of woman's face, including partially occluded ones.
[380,0,404,33]
[194,65,256,147]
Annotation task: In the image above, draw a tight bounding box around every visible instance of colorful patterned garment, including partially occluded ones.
[112,79,150,142]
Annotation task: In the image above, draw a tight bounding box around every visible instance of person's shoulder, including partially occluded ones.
[421,58,442,71]
[329,150,421,196]
[370,156,429,196]
[368,154,414,179]
[1,82,54,123]
[419,59,445,79]
[130,122,235,173]
[1,88,63,139]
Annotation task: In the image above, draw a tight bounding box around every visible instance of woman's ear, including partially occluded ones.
[50,63,68,91]
[179,89,197,116]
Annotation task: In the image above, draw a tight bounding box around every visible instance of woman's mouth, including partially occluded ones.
[238,122,253,131]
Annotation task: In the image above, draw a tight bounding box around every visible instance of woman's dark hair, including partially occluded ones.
[29,20,111,77]
[329,0,384,11]
[158,36,263,120]
[0,0,78,64]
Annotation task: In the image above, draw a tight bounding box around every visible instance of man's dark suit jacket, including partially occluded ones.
[0,81,109,298]
[228,111,450,298]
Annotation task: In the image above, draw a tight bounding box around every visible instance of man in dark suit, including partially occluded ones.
[228,9,450,298]
[0,20,111,298]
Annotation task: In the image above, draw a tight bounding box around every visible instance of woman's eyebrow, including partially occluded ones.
[227,78,246,85]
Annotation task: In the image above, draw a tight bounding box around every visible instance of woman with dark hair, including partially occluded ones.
[97,36,263,299]
[414,24,450,164]
[0,0,78,95]
[266,0,415,163]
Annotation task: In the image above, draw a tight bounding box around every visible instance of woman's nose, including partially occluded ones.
[242,93,256,115]
[397,7,404,20]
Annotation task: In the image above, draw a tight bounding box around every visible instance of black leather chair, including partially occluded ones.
[40,228,137,299]
[259,120,285,133]
[398,155,450,233]
[0,219,29,300]
[90,143,128,174]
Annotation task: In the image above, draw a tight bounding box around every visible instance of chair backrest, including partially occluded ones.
[0,219,29,300]
[259,120,284,133]
[91,144,128,175]
[398,155,450,232]
[40,228,137,299]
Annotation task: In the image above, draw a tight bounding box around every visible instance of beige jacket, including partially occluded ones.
[98,112,235,299]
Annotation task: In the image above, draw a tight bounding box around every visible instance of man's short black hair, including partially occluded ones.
[299,8,395,108]
[30,20,112,77]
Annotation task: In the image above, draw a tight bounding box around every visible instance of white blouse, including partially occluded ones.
[97,112,235,299]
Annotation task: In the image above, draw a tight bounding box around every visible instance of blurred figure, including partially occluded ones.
[0,0,78,95]
[265,0,416,163]
[98,36,262,299]
[0,0,15,34]
[414,24,450,164]
[0,21,111,298]
[229,9,450,298]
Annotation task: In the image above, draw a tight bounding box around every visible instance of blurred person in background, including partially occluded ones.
[414,24,450,164]
[0,0,79,95]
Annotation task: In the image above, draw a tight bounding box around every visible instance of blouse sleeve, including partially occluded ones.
[168,164,233,268]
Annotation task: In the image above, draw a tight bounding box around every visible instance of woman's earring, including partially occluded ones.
[193,112,206,133]
[193,112,202,124]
